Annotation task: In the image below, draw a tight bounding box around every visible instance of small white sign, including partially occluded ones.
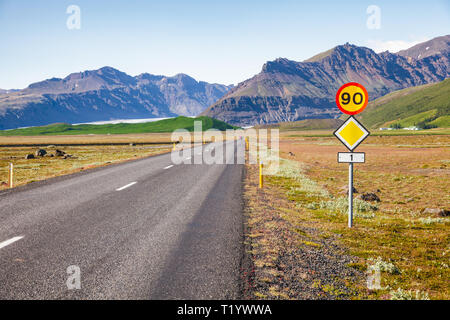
[338,152,365,163]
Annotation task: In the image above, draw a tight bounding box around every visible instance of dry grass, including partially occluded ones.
[279,127,450,138]
[245,133,449,300]
[0,142,172,190]
[0,132,231,190]
[0,133,174,146]
[243,157,363,300]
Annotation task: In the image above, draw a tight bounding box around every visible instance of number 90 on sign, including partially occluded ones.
[336,82,369,115]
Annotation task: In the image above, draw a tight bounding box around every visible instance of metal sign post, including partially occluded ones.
[348,162,353,228]
[334,82,370,228]
[338,152,365,227]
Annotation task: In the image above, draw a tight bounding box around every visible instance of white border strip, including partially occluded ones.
[116,182,137,191]
[0,236,24,250]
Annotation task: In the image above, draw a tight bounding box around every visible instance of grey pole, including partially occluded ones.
[348,162,353,228]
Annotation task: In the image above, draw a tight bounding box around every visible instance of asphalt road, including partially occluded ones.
[0,140,245,299]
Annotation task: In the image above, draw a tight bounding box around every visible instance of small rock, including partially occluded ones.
[55,149,65,157]
[25,154,35,159]
[359,193,381,202]
[340,186,358,194]
[35,149,47,157]
[422,208,449,217]
[62,154,73,159]
[360,192,381,202]
[299,272,308,279]
[439,210,450,217]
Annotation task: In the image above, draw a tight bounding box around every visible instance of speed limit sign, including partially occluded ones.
[336,82,369,115]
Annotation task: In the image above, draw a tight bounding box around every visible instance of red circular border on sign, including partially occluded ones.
[335,82,369,115]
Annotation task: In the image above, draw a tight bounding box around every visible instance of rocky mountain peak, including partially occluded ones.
[262,58,298,74]
[172,73,198,87]
[397,35,450,60]
[202,35,450,126]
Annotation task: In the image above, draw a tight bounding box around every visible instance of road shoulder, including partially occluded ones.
[242,163,364,300]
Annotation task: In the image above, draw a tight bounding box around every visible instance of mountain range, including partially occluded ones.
[0,68,232,130]
[202,35,450,126]
[1,35,449,130]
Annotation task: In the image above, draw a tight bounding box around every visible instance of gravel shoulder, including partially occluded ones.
[242,163,364,300]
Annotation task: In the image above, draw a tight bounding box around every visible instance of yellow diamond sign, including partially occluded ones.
[334,116,370,151]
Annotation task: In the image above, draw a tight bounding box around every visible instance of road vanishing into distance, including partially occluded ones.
[0,140,245,299]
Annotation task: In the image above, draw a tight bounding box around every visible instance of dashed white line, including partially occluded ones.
[0,236,24,250]
[163,165,174,170]
[116,182,137,191]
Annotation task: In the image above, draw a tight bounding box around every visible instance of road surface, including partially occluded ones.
[0,140,245,299]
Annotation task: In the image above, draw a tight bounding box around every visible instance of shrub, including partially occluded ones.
[419,217,445,225]
[390,288,430,300]
[312,197,378,218]
[368,257,400,274]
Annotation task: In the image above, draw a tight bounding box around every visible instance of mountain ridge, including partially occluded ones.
[0,67,233,130]
[397,35,450,60]
[202,35,450,126]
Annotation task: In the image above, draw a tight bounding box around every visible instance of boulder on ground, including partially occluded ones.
[35,149,47,157]
[440,210,450,217]
[340,185,358,194]
[359,193,381,202]
[25,154,35,159]
[55,149,65,157]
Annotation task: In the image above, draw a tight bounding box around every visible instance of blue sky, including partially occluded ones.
[0,0,449,89]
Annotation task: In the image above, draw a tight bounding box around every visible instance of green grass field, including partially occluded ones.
[358,78,450,129]
[0,116,238,136]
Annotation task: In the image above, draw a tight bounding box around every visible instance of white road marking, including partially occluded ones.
[0,236,24,250]
[163,165,174,170]
[116,182,137,191]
